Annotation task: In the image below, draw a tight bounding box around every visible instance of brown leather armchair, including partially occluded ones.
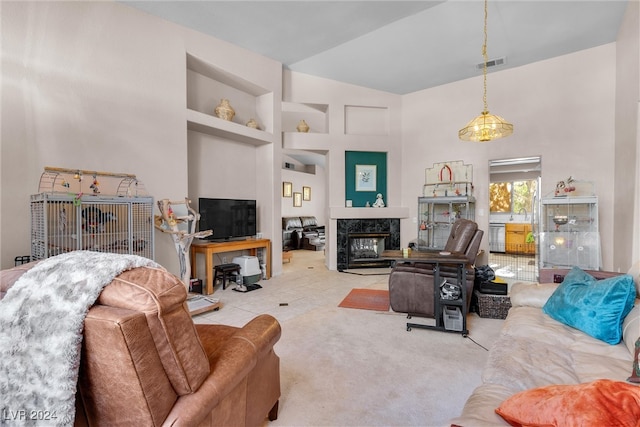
[1,263,281,427]
[77,266,281,426]
[388,219,483,319]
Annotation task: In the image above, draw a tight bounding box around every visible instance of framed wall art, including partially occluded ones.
[303,186,311,201]
[293,192,302,207]
[355,164,376,192]
[345,151,387,207]
[283,182,292,197]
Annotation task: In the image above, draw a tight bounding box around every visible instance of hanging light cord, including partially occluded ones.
[458,0,513,141]
[481,0,488,114]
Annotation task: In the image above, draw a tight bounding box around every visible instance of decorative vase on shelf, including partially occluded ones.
[296,119,310,133]
[214,99,235,121]
[246,118,259,129]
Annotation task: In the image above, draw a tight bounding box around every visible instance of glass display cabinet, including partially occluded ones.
[539,195,601,270]
[417,196,475,250]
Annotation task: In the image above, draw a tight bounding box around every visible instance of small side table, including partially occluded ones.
[214,263,241,290]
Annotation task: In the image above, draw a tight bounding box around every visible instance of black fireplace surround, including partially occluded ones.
[337,218,400,271]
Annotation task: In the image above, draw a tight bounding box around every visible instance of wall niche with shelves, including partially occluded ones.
[282,102,329,133]
[186,53,274,145]
[282,102,330,151]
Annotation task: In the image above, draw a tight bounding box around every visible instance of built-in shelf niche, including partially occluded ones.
[282,102,329,133]
[186,53,274,145]
[344,105,389,136]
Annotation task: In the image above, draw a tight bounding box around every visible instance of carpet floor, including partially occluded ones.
[193,250,505,426]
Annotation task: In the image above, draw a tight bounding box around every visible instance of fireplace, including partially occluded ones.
[337,218,400,270]
[347,232,391,268]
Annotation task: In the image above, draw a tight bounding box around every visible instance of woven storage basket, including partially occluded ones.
[475,291,512,319]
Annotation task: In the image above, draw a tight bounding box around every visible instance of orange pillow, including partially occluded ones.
[496,379,640,427]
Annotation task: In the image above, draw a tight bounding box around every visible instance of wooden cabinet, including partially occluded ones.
[505,223,535,254]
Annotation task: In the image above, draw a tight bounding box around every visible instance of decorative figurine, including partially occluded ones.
[372,193,385,208]
[296,119,310,133]
[215,99,235,121]
[555,176,576,196]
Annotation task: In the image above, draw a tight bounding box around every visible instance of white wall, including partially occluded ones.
[401,44,618,269]
[281,165,327,225]
[1,1,282,275]
[2,1,636,275]
[283,70,404,270]
[614,0,640,270]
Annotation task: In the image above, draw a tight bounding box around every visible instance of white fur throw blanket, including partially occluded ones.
[0,251,158,426]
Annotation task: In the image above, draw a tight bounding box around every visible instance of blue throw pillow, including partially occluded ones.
[543,267,636,345]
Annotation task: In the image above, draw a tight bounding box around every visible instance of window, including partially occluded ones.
[490,180,537,214]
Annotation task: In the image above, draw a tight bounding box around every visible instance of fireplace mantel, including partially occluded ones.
[329,206,410,220]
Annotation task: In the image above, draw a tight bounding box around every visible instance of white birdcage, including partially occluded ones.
[31,167,154,261]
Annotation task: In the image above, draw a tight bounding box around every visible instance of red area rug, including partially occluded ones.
[338,288,390,312]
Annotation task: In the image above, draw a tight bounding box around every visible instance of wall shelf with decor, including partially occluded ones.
[186,53,275,145]
[282,102,329,133]
[187,109,271,146]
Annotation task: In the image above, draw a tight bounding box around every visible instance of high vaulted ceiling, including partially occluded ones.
[122,1,629,95]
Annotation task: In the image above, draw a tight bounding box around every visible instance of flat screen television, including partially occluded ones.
[198,198,257,241]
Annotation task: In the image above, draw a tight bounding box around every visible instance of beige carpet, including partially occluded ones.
[193,250,504,426]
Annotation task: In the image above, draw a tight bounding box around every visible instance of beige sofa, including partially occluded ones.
[450,263,640,426]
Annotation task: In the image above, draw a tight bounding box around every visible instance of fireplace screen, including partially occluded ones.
[347,233,391,268]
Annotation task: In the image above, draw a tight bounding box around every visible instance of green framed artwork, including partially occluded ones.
[345,151,387,207]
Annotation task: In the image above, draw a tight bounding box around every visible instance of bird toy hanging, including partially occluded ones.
[90,174,100,194]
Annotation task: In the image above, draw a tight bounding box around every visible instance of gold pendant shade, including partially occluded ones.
[458,111,513,142]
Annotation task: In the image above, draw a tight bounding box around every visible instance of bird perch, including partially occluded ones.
[154,198,212,286]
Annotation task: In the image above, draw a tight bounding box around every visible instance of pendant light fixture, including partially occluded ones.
[459,0,513,142]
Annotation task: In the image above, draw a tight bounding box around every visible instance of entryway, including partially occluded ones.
[488,156,542,283]
[488,252,537,283]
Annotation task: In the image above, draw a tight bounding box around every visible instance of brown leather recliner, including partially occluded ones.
[0,263,281,427]
[388,219,483,319]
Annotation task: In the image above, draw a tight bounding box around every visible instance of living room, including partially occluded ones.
[3,1,638,277]
[2,1,640,426]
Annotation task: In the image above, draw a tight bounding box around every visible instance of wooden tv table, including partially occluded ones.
[191,238,271,295]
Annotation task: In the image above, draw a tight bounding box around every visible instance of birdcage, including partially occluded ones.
[30,167,154,261]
